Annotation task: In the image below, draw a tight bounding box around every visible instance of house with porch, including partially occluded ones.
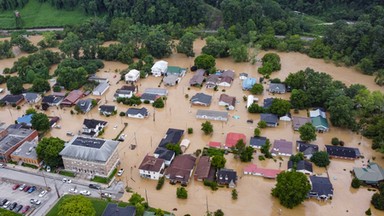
[23,93,41,104]
[218,94,236,110]
[61,90,83,107]
[271,139,293,157]
[217,168,237,188]
[190,93,212,106]
[0,94,24,106]
[151,60,168,77]
[126,107,149,119]
[288,160,313,175]
[99,105,116,116]
[42,95,64,107]
[125,69,140,83]
[297,141,319,159]
[260,113,279,127]
[268,83,286,94]
[309,176,333,201]
[82,119,107,137]
[353,163,384,185]
[189,69,205,86]
[165,154,196,186]
[92,82,110,96]
[139,155,165,180]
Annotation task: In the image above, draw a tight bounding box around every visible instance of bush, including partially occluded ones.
[177,187,188,199]
[258,155,265,161]
[365,208,372,215]
[156,177,165,190]
[231,189,238,200]
[310,151,331,167]
[351,177,361,189]
[188,128,193,134]
[204,180,218,191]
[119,112,126,117]
[331,137,340,145]
[258,121,267,128]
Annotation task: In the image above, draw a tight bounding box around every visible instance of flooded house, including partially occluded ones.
[154,147,175,166]
[297,141,319,159]
[194,156,214,181]
[243,164,282,179]
[82,119,107,137]
[218,94,236,110]
[125,69,140,83]
[309,176,334,201]
[353,163,384,185]
[310,108,329,132]
[268,83,286,94]
[292,116,311,131]
[196,110,228,122]
[190,93,212,106]
[92,82,110,96]
[260,113,279,127]
[165,154,196,186]
[239,73,248,80]
[126,107,149,119]
[76,98,94,113]
[205,74,220,89]
[242,77,257,90]
[99,105,116,116]
[163,74,180,86]
[325,145,360,160]
[189,69,205,86]
[288,160,313,175]
[10,140,40,167]
[250,136,267,149]
[61,90,84,107]
[41,95,64,107]
[151,60,168,77]
[224,132,246,149]
[139,155,165,180]
[217,168,237,188]
[0,94,24,106]
[23,93,41,104]
[271,139,293,157]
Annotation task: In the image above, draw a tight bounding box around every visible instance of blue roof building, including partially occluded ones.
[242,77,257,90]
[17,114,33,126]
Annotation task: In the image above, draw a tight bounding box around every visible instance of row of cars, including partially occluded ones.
[1,198,33,214]
[12,183,47,197]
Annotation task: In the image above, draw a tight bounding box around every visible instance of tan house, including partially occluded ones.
[60,136,120,178]
[11,140,40,167]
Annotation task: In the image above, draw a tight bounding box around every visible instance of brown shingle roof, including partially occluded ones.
[165,154,196,182]
[139,155,165,172]
[62,90,83,104]
[219,94,236,106]
[194,156,211,180]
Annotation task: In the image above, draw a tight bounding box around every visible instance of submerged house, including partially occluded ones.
[61,90,83,107]
[218,94,236,110]
[139,155,165,180]
[217,168,237,188]
[271,139,293,157]
[151,60,168,77]
[92,82,110,96]
[125,69,140,83]
[309,176,333,201]
[165,154,196,186]
[196,110,228,122]
[297,141,319,159]
[82,119,107,137]
[190,93,212,107]
[260,113,279,127]
[353,163,384,185]
[325,145,360,160]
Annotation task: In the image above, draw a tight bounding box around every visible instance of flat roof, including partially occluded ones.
[11,141,37,160]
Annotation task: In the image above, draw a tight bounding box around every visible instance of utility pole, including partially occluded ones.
[54,180,60,198]
[41,170,48,190]
[145,189,149,206]
[206,195,209,213]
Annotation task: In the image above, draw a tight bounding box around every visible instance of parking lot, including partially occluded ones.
[0,181,52,214]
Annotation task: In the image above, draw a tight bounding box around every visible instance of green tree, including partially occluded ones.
[31,113,50,132]
[36,137,65,168]
[272,171,311,209]
[261,139,272,158]
[258,121,267,128]
[326,95,355,128]
[154,208,165,216]
[331,137,340,146]
[375,70,384,86]
[129,193,145,205]
[31,78,50,93]
[351,177,361,188]
[59,32,81,59]
[177,32,197,57]
[194,54,216,70]
[135,203,145,216]
[268,99,291,117]
[144,29,172,59]
[6,76,23,95]
[310,151,330,167]
[248,104,264,113]
[358,58,375,75]
[229,42,248,62]
[250,83,263,95]
[290,89,309,109]
[166,143,182,155]
[284,70,306,90]
[56,67,88,90]
[211,155,226,169]
[201,121,213,135]
[214,209,224,216]
[254,128,261,136]
[26,108,37,115]
[202,36,229,58]
[298,123,317,142]
[153,98,165,108]
[58,195,96,216]
[371,193,384,210]
[232,139,254,162]
[177,187,188,199]
[258,53,281,77]
[231,189,238,200]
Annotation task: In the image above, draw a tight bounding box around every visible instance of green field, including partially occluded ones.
[0,0,90,29]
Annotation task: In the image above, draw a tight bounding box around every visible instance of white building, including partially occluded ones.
[151,60,168,77]
[92,82,110,96]
[125,69,140,83]
[139,155,165,180]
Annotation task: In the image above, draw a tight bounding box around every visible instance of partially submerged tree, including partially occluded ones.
[298,123,317,142]
[310,151,330,167]
[58,195,95,216]
[201,121,213,135]
[36,137,65,168]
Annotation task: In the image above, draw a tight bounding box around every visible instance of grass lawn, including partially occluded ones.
[0,208,21,216]
[59,170,76,177]
[46,195,130,216]
[91,168,117,184]
[0,0,90,29]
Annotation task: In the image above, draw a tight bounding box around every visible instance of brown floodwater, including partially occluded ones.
[0,36,383,216]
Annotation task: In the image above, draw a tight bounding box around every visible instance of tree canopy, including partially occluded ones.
[201,121,214,135]
[211,155,226,169]
[194,54,216,71]
[31,113,50,132]
[298,123,317,142]
[310,151,330,167]
[58,195,96,216]
[36,137,65,168]
[272,171,311,209]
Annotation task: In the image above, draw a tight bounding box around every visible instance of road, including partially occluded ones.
[0,167,124,216]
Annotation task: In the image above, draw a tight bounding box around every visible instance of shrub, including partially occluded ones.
[231,189,238,200]
[156,177,165,190]
[258,155,265,161]
[119,111,126,116]
[204,180,218,191]
[177,187,188,199]
[331,137,340,145]
[258,121,267,128]
[365,208,372,215]
[351,177,361,189]
[188,128,193,134]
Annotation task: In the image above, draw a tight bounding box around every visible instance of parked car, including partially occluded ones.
[88,184,101,190]
[12,184,20,190]
[23,186,31,192]
[9,202,17,210]
[69,188,78,194]
[13,204,23,213]
[28,186,36,193]
[0,163,6,168]
[117,168,124,176]
[39,190,47,197]
[101,192,112,198]
[18,184,26,191]
[46,166,51,172]
[3,201,11,208]
[62,178,72,183]
[0,199,8,207]
[21,205,30,214]
[80,190,91,196]
[30,199,41,205]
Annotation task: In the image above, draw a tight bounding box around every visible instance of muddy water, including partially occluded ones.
[0,36,384,216]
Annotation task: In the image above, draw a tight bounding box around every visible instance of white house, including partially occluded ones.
[151,60,168,77]
[125,69,140,83]
[139,155,165,180]
[217,77,233,87]
[113,89,133,100]
[92,82,109,96]
[23,93,41,104]
[82,119,107,137]
[246,95,258,109]
[126,107,149,119]
[310,109,326,118]
[279,113,292,121]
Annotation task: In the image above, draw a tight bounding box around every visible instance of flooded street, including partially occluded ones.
[0,37,383,215]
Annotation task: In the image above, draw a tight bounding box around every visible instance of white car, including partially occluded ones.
[39,190,47,197]
[117,169,124,176]
[69,188,78,194]
[30,199,41,205]
[62,178,72,183]
[80,190,91,196]
[46,166,51,172]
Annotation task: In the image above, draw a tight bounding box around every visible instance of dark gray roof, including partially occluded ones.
[0,94,23,104]
[190,93,212,105]
[0,127,36,154]
[154,147,175,161]
[309,176,333,197]
[297,141,319,156]
[42,95,63,104]
[288,160,313,172]
[60,136,119,162]
[23,93,40,102]
[83,119,107,130]
[325,145,360,159]
[102,203,136,216]
[140,93,158,101]
[126,107,148,116]
[99,105,116,113]
[263,98,275,108]
[76,98,93,112]
[158,128,184,147]
[260,113,278,124]
[217,168,237,185]
[269,83,286,92]
[250,136,267,148]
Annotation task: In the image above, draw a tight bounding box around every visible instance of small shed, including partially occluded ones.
[180,139,190,152]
